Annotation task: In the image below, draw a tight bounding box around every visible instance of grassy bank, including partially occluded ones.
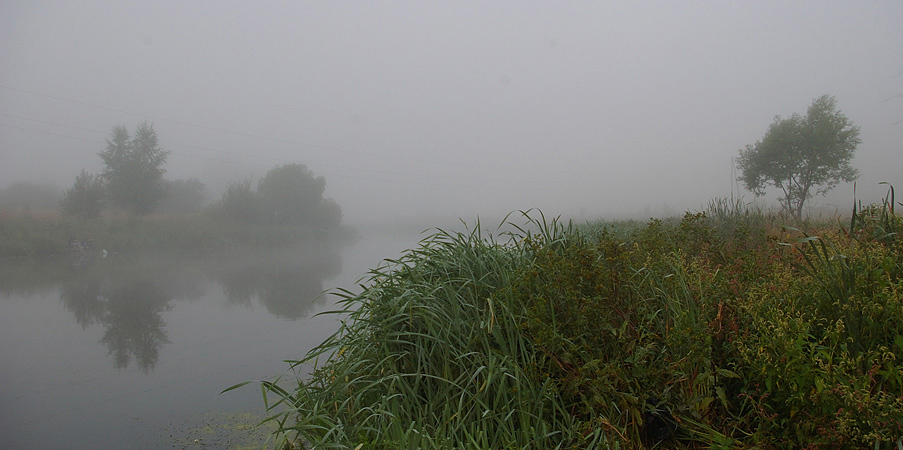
[0,211,357,257]
[232,192,902,449]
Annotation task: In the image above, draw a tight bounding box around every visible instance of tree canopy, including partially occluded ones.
[60,170,105,218]
[737,95,860,219]
[217,164,342,230]
[157,178,206,214]
[219,179,261,223]
[99,122,170,215]
[258,164,327,226]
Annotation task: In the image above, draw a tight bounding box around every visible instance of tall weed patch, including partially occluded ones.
[734,217,903,446]
[236,195,902,449]
[229,224,581,449]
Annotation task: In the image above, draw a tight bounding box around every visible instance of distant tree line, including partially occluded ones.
[56,122,342,230]
[0,181,62,213]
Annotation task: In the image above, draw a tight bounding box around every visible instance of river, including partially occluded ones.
[0,228,424,449]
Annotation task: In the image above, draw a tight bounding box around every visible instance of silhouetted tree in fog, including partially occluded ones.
[60,170,105,218]
[257,163,342,229]
[218,178,262,223]
[157,178,206,214]
[258,164,325,226]
[99,122,170,215]
[737,95,860,220]
[215,164,343,229]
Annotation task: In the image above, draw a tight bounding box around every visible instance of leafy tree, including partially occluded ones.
[737,95,860,219]
[218,179,262,223]
[315,198,344,230]
[60,170,105,218]
[215,164,343,228]
[99,122,170,215]
[157,178,206,214]
[257,164,340,228]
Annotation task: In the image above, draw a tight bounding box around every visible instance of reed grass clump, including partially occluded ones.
[231,220,585,449]
[235,191,902,449]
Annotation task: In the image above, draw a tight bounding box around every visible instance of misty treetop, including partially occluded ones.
[216,163,343,230]
[737,94,860,219]
[99,122,170,215]
[258,164,327,226]
[59,170,104,218]
[157,178,207,215]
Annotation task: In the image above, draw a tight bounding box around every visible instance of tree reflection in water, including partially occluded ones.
[98,281,171,372]
[60,277,105,329]
[215,245,343,320]
[61,276,172,372]
[50,241,345,372]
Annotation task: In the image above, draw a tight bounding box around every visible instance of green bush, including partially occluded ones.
[734,229,903,448]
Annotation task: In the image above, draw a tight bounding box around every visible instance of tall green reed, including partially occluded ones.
[226,216,580,449]
[228,198,901,449]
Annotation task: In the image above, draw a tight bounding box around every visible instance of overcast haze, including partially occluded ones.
[2,1,901,226]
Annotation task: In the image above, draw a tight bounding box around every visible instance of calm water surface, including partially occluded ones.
[0,229,421,449]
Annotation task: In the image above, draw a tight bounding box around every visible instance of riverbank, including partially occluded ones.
[235,198,903,449]
[0,211,357,257]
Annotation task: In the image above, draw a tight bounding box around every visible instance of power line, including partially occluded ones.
[0,84,321,141]
[0,112,108,136]
[0,122,105,145]
[0,83,539,174]
[0,83,607,187]
[0,114,544,187]
[0,121,578,192]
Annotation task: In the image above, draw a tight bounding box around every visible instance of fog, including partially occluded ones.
[2,1,901,227]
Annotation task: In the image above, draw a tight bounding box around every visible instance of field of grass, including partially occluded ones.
[230,191,902,449]
[0,210,356,257]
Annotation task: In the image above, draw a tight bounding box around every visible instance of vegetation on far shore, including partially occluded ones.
[0,121,351,257]
[230,189,902,449]
[0,161,354,257]
[0,210,356,258]
[0,161,353,257]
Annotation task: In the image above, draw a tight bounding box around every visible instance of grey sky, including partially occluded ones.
[1,1,901,224]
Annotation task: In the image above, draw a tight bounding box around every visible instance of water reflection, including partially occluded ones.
[214,248,342,319]
[60,275,173,371]
[3,240,343,372]
[101,281,172,371]
[60,276,105,328]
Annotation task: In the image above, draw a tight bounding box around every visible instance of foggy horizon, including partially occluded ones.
[2,1,901,226]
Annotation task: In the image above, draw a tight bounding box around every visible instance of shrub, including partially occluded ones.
[60,170,105,218]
